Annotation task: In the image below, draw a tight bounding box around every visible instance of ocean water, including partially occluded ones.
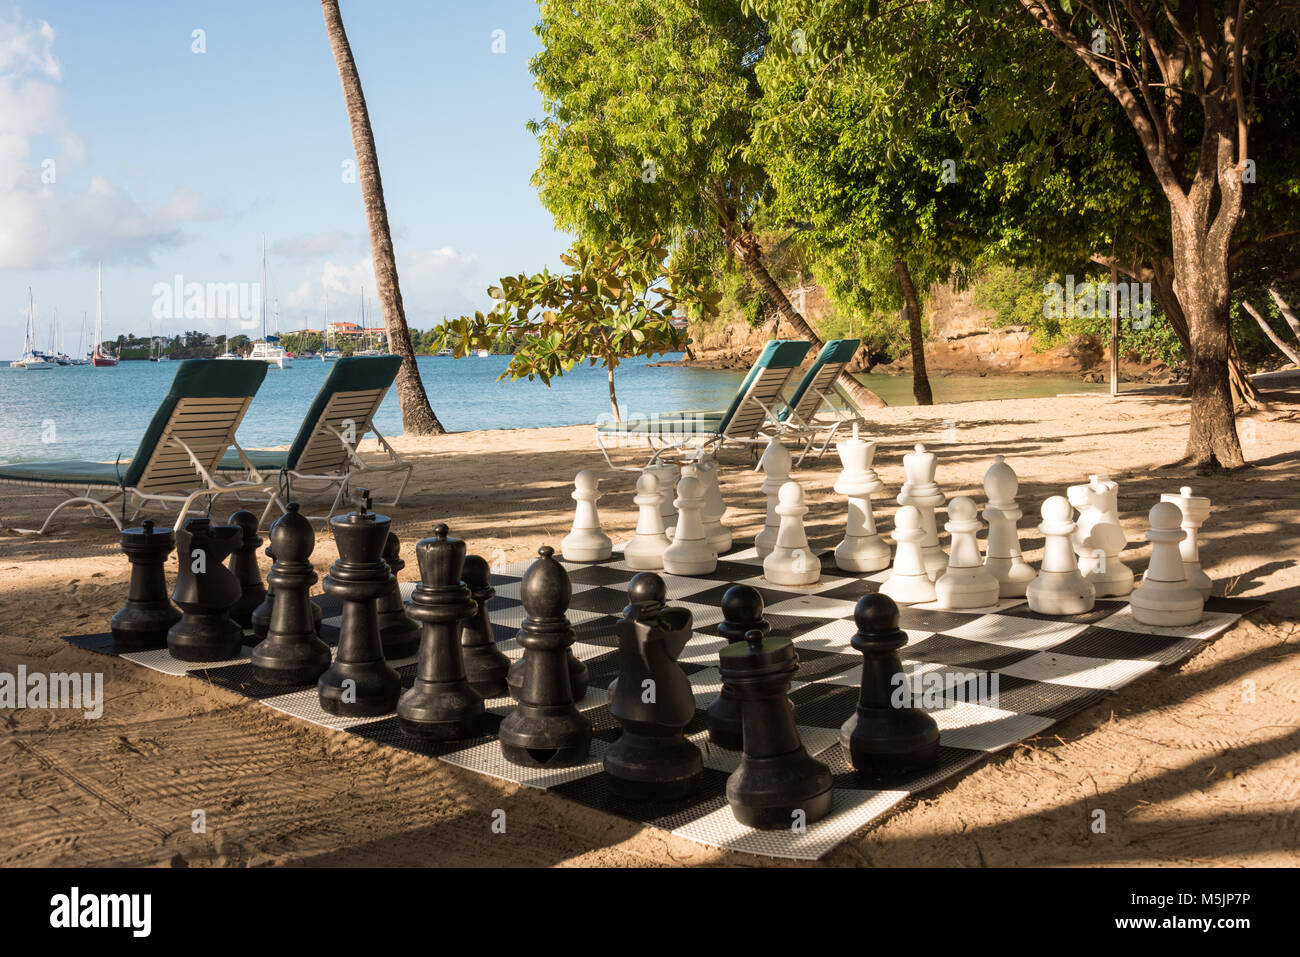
[0,354,1099,464]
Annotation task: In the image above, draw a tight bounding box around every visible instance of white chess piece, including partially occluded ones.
[1067,473,1133,597]
[880,505,937,605]
[560,469,613,562]
[691,450,733,554]
[982,455,1036,597]
[897,443,946,580]
[662,473,717,575]
[935,497,1000,609]
[1026,496,1096,614]
[755,435,792,558]
[763,480,820,586]
[643,461,678,529]
[624,472,671,571]
[1157,486,1212,598]
[833,425,891,573]
[1131,501,1205,626]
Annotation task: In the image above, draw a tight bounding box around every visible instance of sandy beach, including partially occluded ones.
[1,379,1297,867]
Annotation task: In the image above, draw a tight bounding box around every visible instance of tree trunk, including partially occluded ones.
[1170,214,1246,468]
[321,0,444,435]
[1243,299,1300,363]
[721,223,886,409]
[607,366,620,422]
[1152,260,1262,409]
[894,258,933,405]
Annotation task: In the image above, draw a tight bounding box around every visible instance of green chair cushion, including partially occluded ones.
[0,459,132,486]
[597,412,727,435]
[218,448,290,471]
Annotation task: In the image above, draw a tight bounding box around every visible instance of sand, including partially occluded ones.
[1,376,1297,867]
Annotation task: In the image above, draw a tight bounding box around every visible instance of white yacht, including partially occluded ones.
[11,290,56,370]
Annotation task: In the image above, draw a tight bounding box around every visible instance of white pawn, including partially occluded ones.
[880,506,937,605]
[692,450,733,554]
[1131,501,1204,626]
[1068,473,1133,597]
[897,443,946,580]
[935,497,1000,609]
[982,456,1036,597]
[643,461,679,529]
[662,474,717,576]
[1026,496,1096,614]
[624,472,671,571]
[755,435,792,558]
[763,481,820,586]
[561,469,612,562]
[1157,486,1212,598]
[833,424,891,572]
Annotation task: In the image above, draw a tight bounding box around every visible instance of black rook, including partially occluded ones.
[111,519,181,650]
[719,630,833,830]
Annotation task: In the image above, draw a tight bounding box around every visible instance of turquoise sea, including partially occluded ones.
[0,354,1100,464]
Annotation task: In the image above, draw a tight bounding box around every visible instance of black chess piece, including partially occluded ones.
[460,554,511,699]
[111,519,181,650]
[167,518,244,662]
[705,584,769,750]
[604,573,702,801]
[250,503,332,685]
[227,510,267,630]
[508,627,588,702]
[376,531,419,659]
[318,495,402,716]
[250,542,322,644]
[840,593,939,778]
[719,629,833,830]
[397,524,485,739]
[498,546,592,768]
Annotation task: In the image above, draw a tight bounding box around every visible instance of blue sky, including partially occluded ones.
[0,0,571,356]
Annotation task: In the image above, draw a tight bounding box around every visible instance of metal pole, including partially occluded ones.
[1109,263,1120,396]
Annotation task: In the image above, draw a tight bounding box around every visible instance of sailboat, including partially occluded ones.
[11,289,56,369]
[90,263,118,367]
[353,288,384,357]
[248,236,291,368]
[320,293,341,361]
[68,312,89,365]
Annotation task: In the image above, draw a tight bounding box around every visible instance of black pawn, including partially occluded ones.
[227,510,267,630]
[508,620,589,703]
[167,518,244,662]
[460,554,511,699]
[840,593,939,778]
[604,573,702,800]
[318,496,401,716]
[250,503,332,685]
[376,531,419,659]
[719,629,833,830]
[397,524,485,739]
[498,546,592,768]
[111,519,181,650]
[705,584,769,750]
[251,545,322,644]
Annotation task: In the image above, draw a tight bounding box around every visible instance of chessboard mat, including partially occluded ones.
[63,543,1266,862]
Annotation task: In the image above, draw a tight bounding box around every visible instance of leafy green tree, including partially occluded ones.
[432,238,715,421]
[529,0,886,408]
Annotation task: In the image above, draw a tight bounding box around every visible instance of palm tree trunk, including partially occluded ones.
[321,0,444,435]
[894,258,933,405]
[719,220,885,409]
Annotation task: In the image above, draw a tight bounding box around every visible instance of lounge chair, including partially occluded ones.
[217,355,410,519]
[0,359,277,533]
[596,339,812,469]
[776,338,866,464]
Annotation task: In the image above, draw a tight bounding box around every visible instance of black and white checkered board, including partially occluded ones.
[64,542,1264,861]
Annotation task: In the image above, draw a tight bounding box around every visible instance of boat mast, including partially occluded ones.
[78,311,86,360]
[261,233,268,341]
[26,288,34,355]
[95,262,103,356]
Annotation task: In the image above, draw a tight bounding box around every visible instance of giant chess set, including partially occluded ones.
[64,434,1264,860]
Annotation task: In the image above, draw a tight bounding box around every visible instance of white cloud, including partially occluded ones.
[0,13,212,270]
[272,230,348,259]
